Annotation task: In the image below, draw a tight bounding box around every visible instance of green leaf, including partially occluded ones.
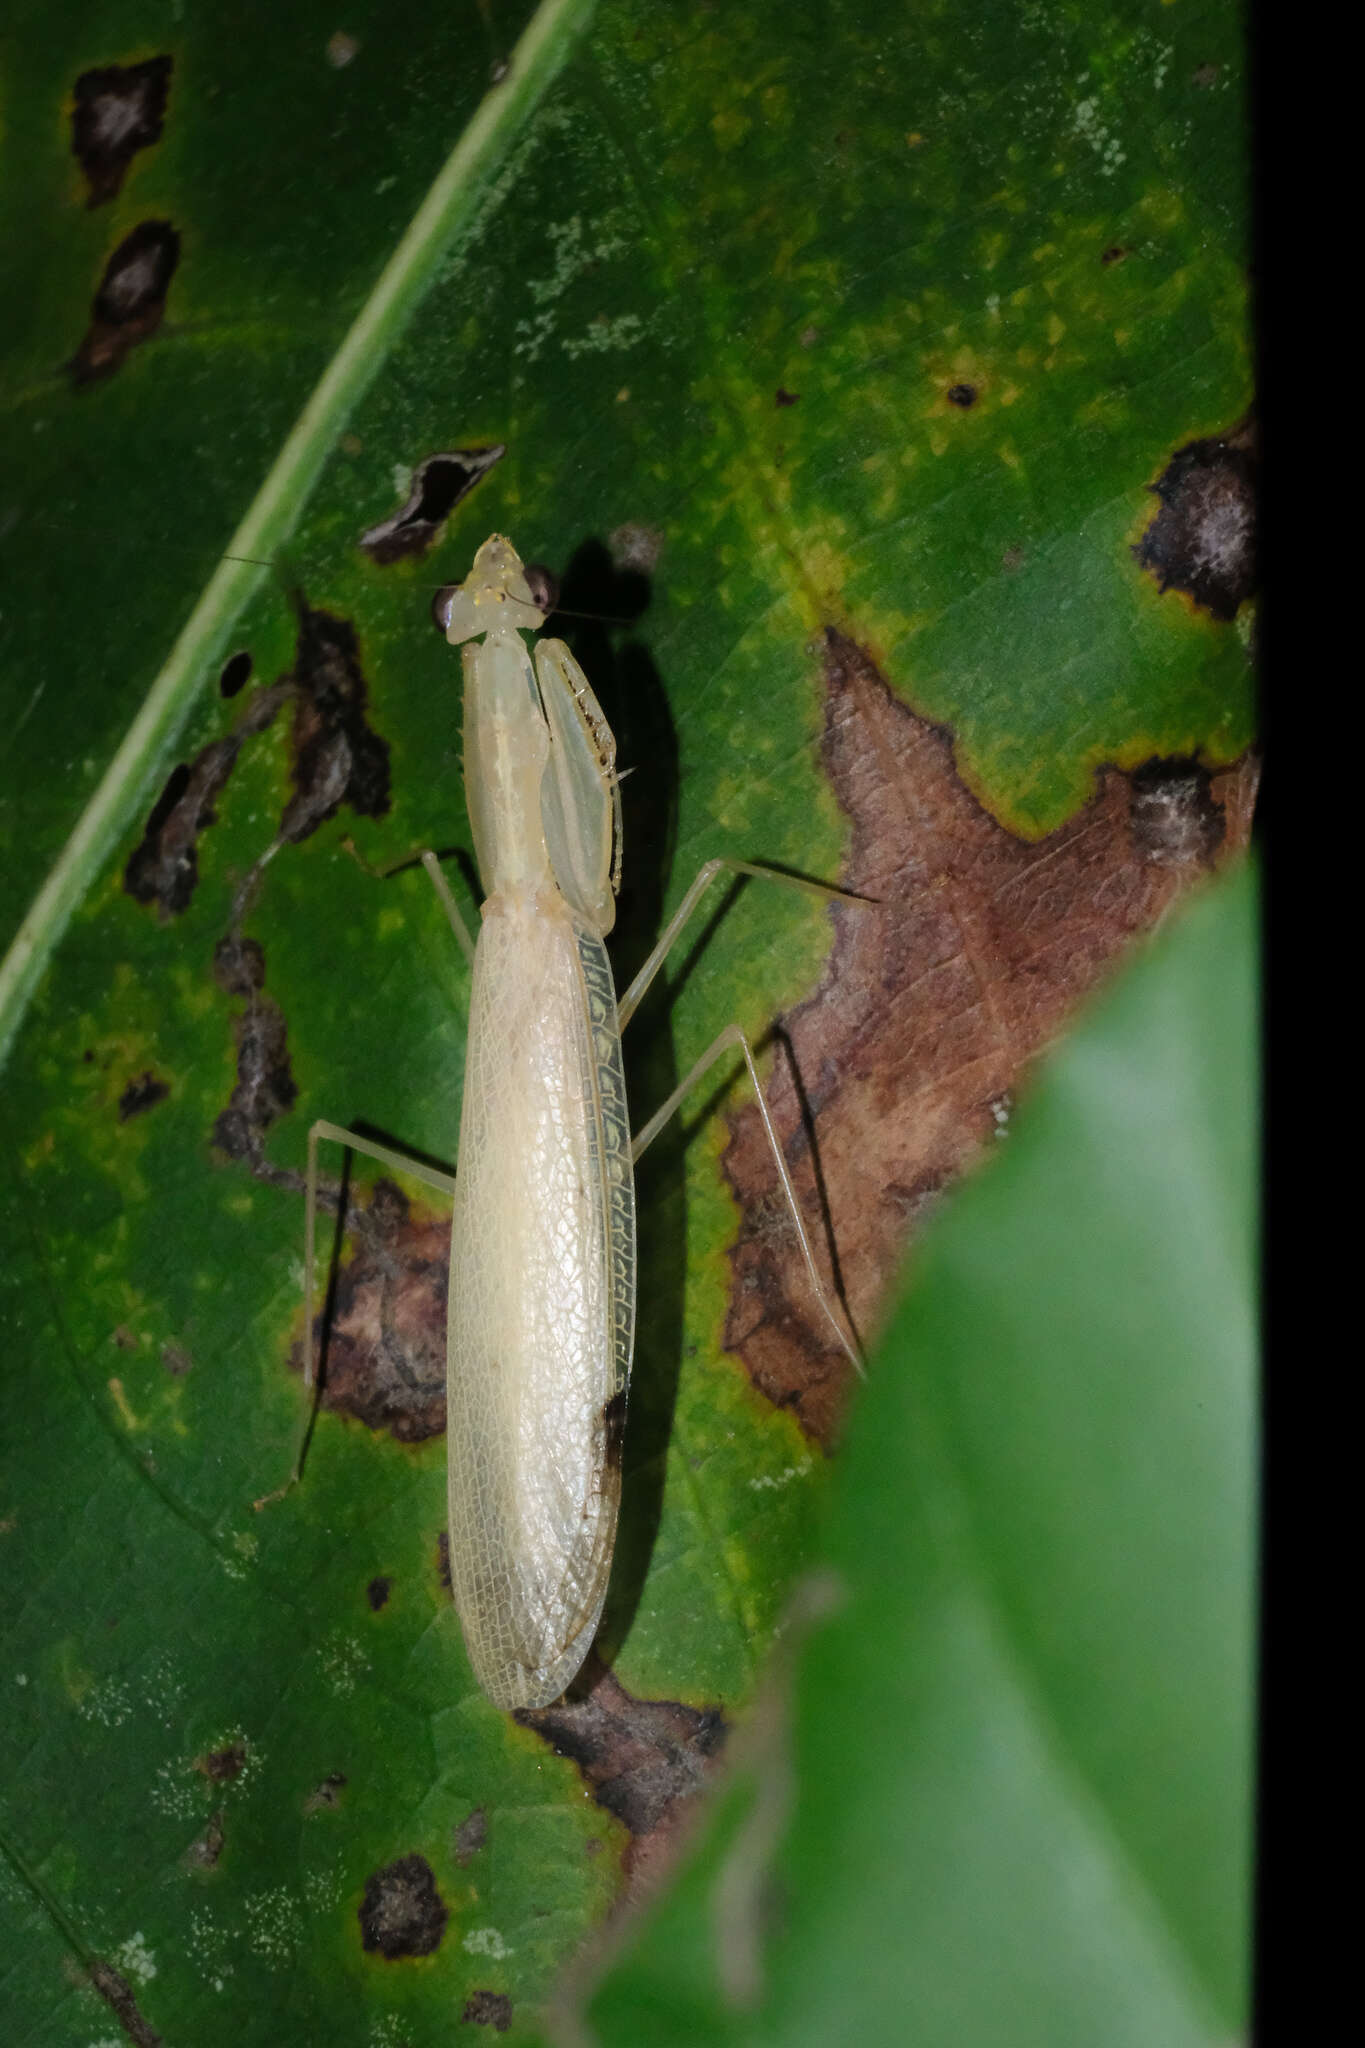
[1,0,1251,2041]
[577,858,1258,2048]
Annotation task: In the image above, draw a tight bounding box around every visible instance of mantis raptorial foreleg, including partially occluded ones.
[338,838,478,962]
[419,849,477,966]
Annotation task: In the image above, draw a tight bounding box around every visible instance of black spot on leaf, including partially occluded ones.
[1133,420,1257,621]
[70,219,180,384]
[358,1853,448,1959]
[462,1990,513,2031]
[219,650,253,698]
[71,57,172,206]
[118,1071,170,1121]
[358,448,506,564]
[1128,757,1225,869]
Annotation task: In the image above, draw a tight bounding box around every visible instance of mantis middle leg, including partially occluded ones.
[301,852,475,1388]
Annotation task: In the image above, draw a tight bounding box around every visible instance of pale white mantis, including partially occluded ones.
[303,535,859,1711]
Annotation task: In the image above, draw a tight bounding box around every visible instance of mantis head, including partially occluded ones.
[433,534,556,643]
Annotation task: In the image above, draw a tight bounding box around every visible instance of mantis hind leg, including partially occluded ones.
[630,1023,863,1375]
[621,858,866,1372]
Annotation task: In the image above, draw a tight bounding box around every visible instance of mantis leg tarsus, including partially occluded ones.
[630,1022,864,1376]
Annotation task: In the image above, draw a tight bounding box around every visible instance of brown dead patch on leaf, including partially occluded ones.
[123,683,292,921]
[549,1576,840,2032]
[454,1804,488,1865]
[722,628,1260,1443]
[298,1181,449,1441]
[281,601,392,840]
[88,1959,162,2046]
[516,1660,726,1897]
[183,1809,225,1870]
[123,741,240,917]
[195,1740,246,1782]
[210,935,298,1171]
[304,1771,347,1813]
[462,1989,514,2030]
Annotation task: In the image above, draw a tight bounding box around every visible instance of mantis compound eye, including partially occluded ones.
[431,584,459,635]
[522,562,559,616]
